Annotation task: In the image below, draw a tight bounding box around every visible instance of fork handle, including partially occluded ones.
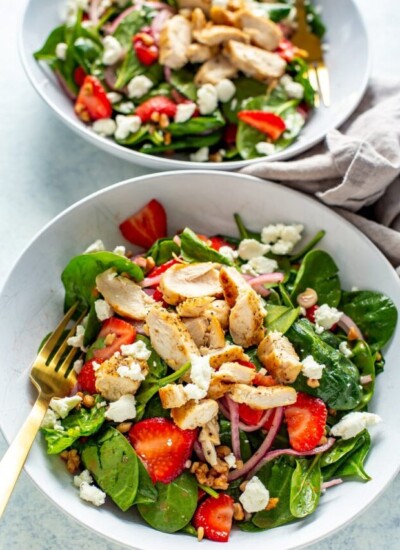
[0,394,49,518]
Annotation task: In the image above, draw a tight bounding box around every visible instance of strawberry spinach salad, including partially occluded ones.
[34,0,325,162]
[40,199,397,542]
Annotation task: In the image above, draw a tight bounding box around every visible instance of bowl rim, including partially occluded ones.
[18,0,371,170]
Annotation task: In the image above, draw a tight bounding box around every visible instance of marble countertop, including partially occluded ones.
[1,0,399,548]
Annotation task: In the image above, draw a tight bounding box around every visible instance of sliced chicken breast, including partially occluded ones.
[229,289,265,347]
[194,54,238,86]
[210,6,240,27]
[229,384,297,409]
[204,344,249,368]
[160,262,222,305]
[257,331,302,384]
[224,40,286,81]
[193,25,249,46]
[207,378,233,400]
[159,15,192,69]
[187,43,214,64]
[171,398,219,429]
[96,269,154,321]
[204,299,230,329]
[207,317,226,349]
[95,355,148,402]
[238,10,283,51]
[177,296,216,317]
[213,362,256,384]
[159,384,188,409]
[182,317,209,347]
[178,0,211,15]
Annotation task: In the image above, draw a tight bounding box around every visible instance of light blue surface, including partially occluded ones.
[0,0,399,548]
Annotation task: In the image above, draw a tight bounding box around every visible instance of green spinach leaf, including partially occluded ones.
[34,25,67,61]
[146,237,180,265]
[72,37,102,73]
[333,430,371,481]
[140,131,223,154]
[290,230,326,263]
[290,457,321,518]
[219,419,252,462]
[180,228,233,265]
[112,8,152,48]
[170,68,197,100]
[351,340,375,410]
[168,112,225,137]
[266,304,300,334]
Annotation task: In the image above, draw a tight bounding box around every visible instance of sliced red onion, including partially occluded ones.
[194,441,206,462]
[164,66,172,83]
[337,313,363,340]
[105,1,173,34]
[248,272,285,286]
[130,320,147,335]
[360,374,373,385]
[252,284,271,297]
[140,273,163,288]
[89,0,101,25]
[228,407,283,482]
[54,71,77,101]
[218,398,231,420]
[238,409,272,433]
[143,288,156,297]
[226,396,241,460]
[321,478,343,491]
[132,255,147,268]
[104,66,119,90]
[151,9,172,42]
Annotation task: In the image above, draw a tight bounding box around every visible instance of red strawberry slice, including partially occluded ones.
[77,359,102,394]
[238,403,264,425]
[284,392,327,452]
[193,494,234,542]
[129,418,197,483]
[134,96,177,122]
[119,199,167,249]
[93,317,136,362]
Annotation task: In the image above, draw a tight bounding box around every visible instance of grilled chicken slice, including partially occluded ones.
[199,417,220,466]
[213,362,256,384]
[191,7,207,30]
[229,384,297,409]
[224,40,286,81]
[238,10,283,51]
[257,331,302,384]
[229,289,265,347]
[187,43,214,64]
[160,262,222,305]
[210,6,240,27]
[178,0,211,15]
[219,266,249,308]
[193,25,249,46]
[204,299,230,329]
[146,306,199,370]
[159,384,188,409]
[182,317,209,347]
[207,378,233,400]
[203,344,249,369]
[177,296,216,317]
[95,355,148,402]
[207,317,226,349]
[159,15,192,69]
[171,398,219,429]
[194,54,238,85]
[96,269,154,321]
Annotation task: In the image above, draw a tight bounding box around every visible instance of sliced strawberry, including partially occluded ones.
[135,96,177,122]
[92,317,136,362]
[275,38,296,62]
[73,66,87,87]
[193,494,234,542]
[223,123,238,145]
[133,31,159,66]
[253,372,277,387]
[235,359,256,369]
[147,258,179,278]
[237,111,286,141]
[119,199,167,249]
[305,304,319,323]
[284,392,327,452]
[129,418,197,483]
[77,359,101,393]
[209,236,234,251]
[74,75,112,122]
[238,403,264,426]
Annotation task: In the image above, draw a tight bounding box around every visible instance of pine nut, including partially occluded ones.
[296,288,318,308]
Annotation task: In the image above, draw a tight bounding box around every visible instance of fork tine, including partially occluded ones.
[57,348,82,379]
[49,309,88,368]
[39,303,78,362]
[316,62,330,107]
[307,65,320,108]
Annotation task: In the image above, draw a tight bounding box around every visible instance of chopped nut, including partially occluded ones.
[60,449,81,474]
[239,480,248,492]
[76,391,84,399]
[209,152,223,163]
[104,332,116,346]
[140,33,154,46]
[265,497,279,511]
[236,459,244,470]
[116,422,133,434]
[216,445,231,458]
[348,326,359,341]
[145,256,155,272]
[233,502,245,521]
[150,111,160,123]
[159,113,170,129]
[296,288,318,308]
[191,461,229,490]
[197,526,205,542]
[307,378,320,388]
[83,394,95,408]
[164,131,172,145]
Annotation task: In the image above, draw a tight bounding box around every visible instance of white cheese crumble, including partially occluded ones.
[241,256,278,276]
[118,101,135,114]
[117,361,145,381]
[190,354,212,392]
[314,304,343,334]
[215,79,236,103]
[127,75,153,99]
[339,341,353,358]
[280,74,304,99]
[330,412,381,440]
[73,359,84,375]
[114,115,142,140]
[255,141,275,156]
[219,246,238,262]
[239,476,270,513]
[79,481,106,506]
[261,224,303,248]
[106,91,123,104]
[175,102,196,123]
[113,245,126,256]
[106,394,137,422]
[94,299,114,321]
[238,239,270,260]
[121,340,151,361]
[190,146,209,162]
[84,239,105,253]
[184,383,207,401]
[55,42,68,60]
[301,355,325,380]
[102,35,123,66]
[92,118,117,137]
[271,241,293,255]
[261,224,284,244]
[74,469,93,488]
[197,84,218,115]
[224,452,237,469]
[41,409,63,430]
[92,361,101,371]
[49,395,82,419]
[67,324,86,351]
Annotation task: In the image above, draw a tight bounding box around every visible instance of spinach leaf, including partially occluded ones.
[142,394,171,420]
[290,250,341,307]
[83,302,101,347]
[62,251,144,315]
[305,2,326,38]
[219,419,252,462]
[41,395,106,454]
[138,472,198,533]
[290,456,321,518]
[72,37,102,74]
[180,228,233,265]
[268,5,292,22]
[170,68,197,101]
[333,430,371,481]
[146,237,180,265]
[340,290,397,352]
[136,335,168,379]
[290,230,326,263]
[112,8,151,48]
[34,25,67,61]
[289,319,362,410]
[222,77,268,123]
[81,427,140,511]
[351,341,375,410]
[321,430,367,470]
[266,304,300,334]
[233,213,261,241]
[140,131,223,154]
[133,458,159,505]
[287,57,315,107]
[116,47,163,89]
[168,112,225,137]
[114,125,149,146]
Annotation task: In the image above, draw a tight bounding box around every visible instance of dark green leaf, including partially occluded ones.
[305,2,326,38]
[351,341,375,410]
[219,419,252,462]
[170,68,197,101]
[112,8,152,48]
[83,302,101,347]
[222,77,268,123]
[72,37,102,73]
[140,131,223,154]
[136,335,168,379]
[180,228,233,265]
[290,457,321,518]
[321,430,367,469]
[115,47,163,89]
[133,458,158,505]
[146,237,180,265]
[287,57,316,107]
[168,112,225,137]
[34,25,67,61]
[290,230,326,263]
[333,430,371,481]
[115,125,149,146]
[233,213,261,240]
[266,304,300,333]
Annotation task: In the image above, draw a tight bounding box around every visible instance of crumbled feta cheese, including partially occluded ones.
[190,354,212,391]
[270,240,294,255]
[197,84,218,115]
[55,42,68,60]
[81,19,94,29]
[190,146,209,162]
[330,412,381,440]
[102,35,123,66]
[73,359,84,374]
[219,246,238,262]
[301,355,325,380]
[121,340,151,361]
[241,256,278,276]
[79,481,106,506]
[74,469,93,488]
[92,118,117,137]
[175,102,196,123]
[106,91,123,104]
[114,115,142,140]
[261,224,303,254]
[280,224,304,244]
[314,304,343,333]
[67,324,86,351]
[351,286,359,292]
[84,239,105,253]
[62,0,89,25]
[117,361,145,381]
[41,408,63,430]
[184,383,207,401]
[230,98,238,110]
[224,452,237,469]
[239,476,270,513]
[49,395,82,419]
[92,361,101,371]
[280,74,304,99]
[113,245,126,256]
[118,101,135,114]
[238,239,270,261]
[94,299,114,321]
[339,341,353,358]
[215,79,236,103]
[127,75,154,98]
[261,224,284,244]
[106,394,137,422]
[255,141,275,156]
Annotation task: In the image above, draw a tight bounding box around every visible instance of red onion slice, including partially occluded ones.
[321,478,343,491]
[218,398,230,421]
[105,1,174,34]
[194,441,206,462]
[247,272,285,286]
[337,313,363,340]
[360,374,373,385]
[140,273,163,288]
[89,0,101,25]
[252,284,271,297]
[54,71,77,101]
[238,409,272,433]
[151,9,172,42]
[226,396,241,460]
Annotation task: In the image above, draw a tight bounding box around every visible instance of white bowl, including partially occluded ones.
[19,0,370,171]
[0,171,399,549]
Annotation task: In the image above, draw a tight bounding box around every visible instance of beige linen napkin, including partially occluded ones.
[240,78,400,271]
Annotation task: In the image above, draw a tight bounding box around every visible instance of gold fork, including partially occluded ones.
[291,0,330,107]
[0,303,87,518]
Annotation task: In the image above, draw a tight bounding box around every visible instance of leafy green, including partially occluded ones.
[351,341,375,410]
[112,8,151,48]
[116,47,163,89]
[289,319,362,410]
[138,472,198,533]
[290,250,341,307]
[170,68,197,101]
[180,228,233,265]
[287,58,315,107]
[140,131,223,154]
[34,25,67,61]
[136,335,168,379]
[114,126,149,146]
[333,431,371,481]
[134,457,159,505]
[233,213,261,241]
[340,290,397,352]
[222,77,268,123]
[290,457,321,518]
[266,304,300,334]
[290,230,326,263]
[168,112,225,137]
[62,251,144,315]
[322,430,371,482]
[146,237,180,265]
[83,302,101,347]
[305,2,326,38]
[219,419,252,462]
[72,37,102,73]
[41,395,106,454]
